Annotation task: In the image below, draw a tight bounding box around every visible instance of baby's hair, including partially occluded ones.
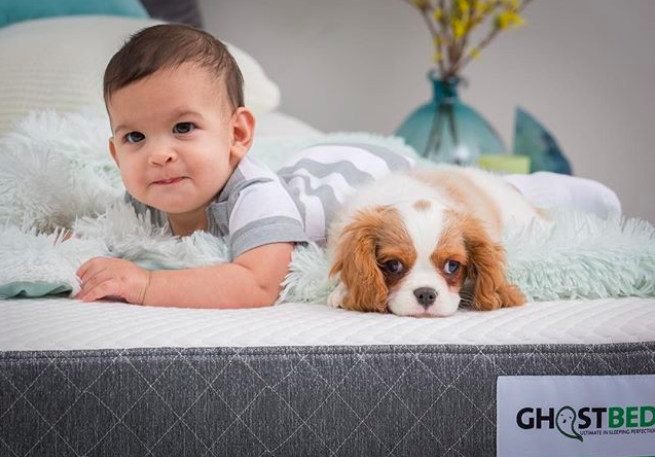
[104,24,244,110]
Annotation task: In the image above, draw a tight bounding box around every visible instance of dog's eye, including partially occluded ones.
[443,260,460,275]
[382,259,404,275]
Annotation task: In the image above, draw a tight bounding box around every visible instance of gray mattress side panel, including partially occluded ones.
[1,343,654,457]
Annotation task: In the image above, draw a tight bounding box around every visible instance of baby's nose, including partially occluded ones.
[148,145,178,165]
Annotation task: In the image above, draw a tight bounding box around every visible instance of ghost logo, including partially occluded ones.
[556,406,583,442]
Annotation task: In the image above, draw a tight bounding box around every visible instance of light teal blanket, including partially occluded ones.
[1,110,654,302]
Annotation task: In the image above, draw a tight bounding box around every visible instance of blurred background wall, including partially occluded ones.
[199,0,655,223]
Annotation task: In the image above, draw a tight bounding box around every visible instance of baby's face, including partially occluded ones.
[107,63,246,217]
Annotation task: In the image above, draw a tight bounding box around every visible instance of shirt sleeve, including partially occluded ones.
[227,177,309,258]
[123,192,168,229]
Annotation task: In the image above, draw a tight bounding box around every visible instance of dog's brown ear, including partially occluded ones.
[329,207,388,313]
[462,215,525,311]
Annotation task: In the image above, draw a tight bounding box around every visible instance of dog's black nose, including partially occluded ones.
[413,287,437,307]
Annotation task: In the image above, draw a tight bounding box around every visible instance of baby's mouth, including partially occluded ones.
[153,177,185,185]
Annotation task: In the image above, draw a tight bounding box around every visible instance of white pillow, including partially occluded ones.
[0,16,281,134]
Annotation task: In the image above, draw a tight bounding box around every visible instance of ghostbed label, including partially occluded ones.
[497,375,655,457]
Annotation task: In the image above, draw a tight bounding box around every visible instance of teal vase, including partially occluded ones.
[396,71,506,165]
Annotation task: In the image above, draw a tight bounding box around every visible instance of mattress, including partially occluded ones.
[1,297,654,457]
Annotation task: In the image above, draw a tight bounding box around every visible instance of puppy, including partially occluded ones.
[327,167,543,317]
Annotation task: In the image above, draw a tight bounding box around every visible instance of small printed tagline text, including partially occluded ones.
[581,428,655,436]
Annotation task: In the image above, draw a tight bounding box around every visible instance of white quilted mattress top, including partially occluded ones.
[1,297,654,351]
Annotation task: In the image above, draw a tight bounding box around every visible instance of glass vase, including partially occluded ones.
[395,71,506,166]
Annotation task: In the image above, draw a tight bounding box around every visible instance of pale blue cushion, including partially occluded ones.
[0,0,149,28]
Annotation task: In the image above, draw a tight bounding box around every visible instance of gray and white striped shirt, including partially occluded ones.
[127,143,414,258]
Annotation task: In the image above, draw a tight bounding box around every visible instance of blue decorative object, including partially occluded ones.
[395,71,506,166]
[513,107,573,175]
[0,0,149,29]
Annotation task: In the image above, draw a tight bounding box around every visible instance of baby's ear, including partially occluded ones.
[230,107,256,164]
[109,138,120,167]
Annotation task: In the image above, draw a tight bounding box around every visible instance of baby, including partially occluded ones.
[74,24,621,308]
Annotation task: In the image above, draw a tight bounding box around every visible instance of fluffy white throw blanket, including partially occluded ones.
[1,110,654,302]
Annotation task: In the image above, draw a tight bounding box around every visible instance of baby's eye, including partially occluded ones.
[443,260,460,275]
[173,122,195,134]
[125,131,145,144]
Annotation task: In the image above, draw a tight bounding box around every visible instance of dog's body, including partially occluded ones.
[327,167,544,317]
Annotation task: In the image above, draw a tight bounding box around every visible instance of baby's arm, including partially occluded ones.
[75,242,294,308]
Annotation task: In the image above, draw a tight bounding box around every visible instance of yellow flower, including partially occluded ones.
[401,0,534,77]
[495,10,525,29]
[495,12,509,29]
[452,18,467,38]
[474,0,493,16]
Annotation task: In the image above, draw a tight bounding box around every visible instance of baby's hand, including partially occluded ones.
[75,257,151,305]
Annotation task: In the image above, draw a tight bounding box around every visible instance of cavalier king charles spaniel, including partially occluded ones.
[327,167,544,317]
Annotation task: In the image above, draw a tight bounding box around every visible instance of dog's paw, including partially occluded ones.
[327,282,347,308]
